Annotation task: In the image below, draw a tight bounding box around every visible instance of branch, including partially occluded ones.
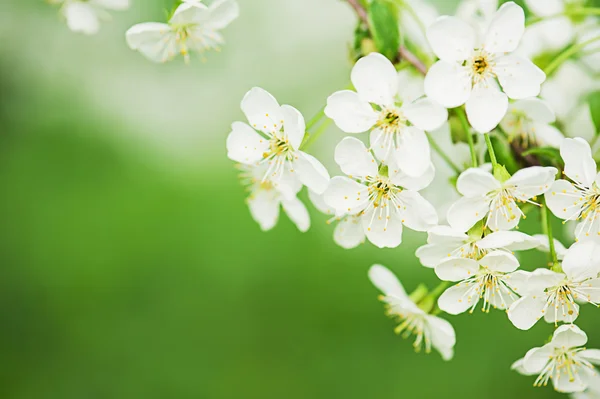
[344,0,428,75]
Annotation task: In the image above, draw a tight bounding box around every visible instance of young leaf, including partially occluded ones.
[367,0,400,61]
[522,146,564,167]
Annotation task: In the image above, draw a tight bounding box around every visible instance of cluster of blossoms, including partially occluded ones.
[50,0,600,395]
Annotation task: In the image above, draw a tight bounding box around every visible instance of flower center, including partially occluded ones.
[385,306,431,354]
[362,176,404,231]
[376,108,407,135]
[543,283,579,323]
[461,269,515,313]
[468,50,495,85]
[534,348,593,387]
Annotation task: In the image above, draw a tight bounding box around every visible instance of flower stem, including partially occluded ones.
[427,281,450,300]
[305,106,325,132]
[456,108,478,168]
[544,35,600,76]
[425,132,462,174]
[301,118,332,151]
[541,198,560,270]
[526,8,600,26]
[484,133,499,170]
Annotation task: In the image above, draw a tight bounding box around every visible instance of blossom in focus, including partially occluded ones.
[500,98,564,148]
[238,164,309,232]
[323,137,437,248]
[436,251,527,314]
[424,2,545,133]
[416,225,539,268]
[512,324,600,393]
[508,240,600,330]
[325,53,447,176]
[52,0,129,35]
[447,166,557,232]
[126,0,239,63]
[369,264,456,360]
[226,87,330,199]
[547,138,600,241]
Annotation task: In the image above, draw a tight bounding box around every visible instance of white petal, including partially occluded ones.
[403,98,448,132]
[281,105,306,151]
[206,0,239,29]
[511,358,536,376]
[351,53,398,105]
[525,0,564,16]
[562,240,600,281]
[561,137,597,187]
[396,69,425,104]
[281,197,310,232]
[424,61,472,108]
[125,23,173,63]
[294,151,330,195]
[580,349,600,365]
[532,123,564,148]
[483,1,525,53]
[543,300,579,324]
[368,264,409,299]
[511,97,555,124]
[426,16,476,63]
[363,209,404,248]
[465,84,508,133]
[438,284,475,314]
[495,55,546,100]
[456,168,499,197]
[553,370,587,393]
[546,179,584,221]
[532,234,567,260]
[506,270,532,294]
[271,164,302,200]
[90,0,129,10]
[323,177,369,215]
[334,137,378,179]
[435,257,479,281]
[397,190,439,232]
[395,127,431,177]
[64,2,100,35]
[480,250,520,272]
[577,278,600,305]
[552,324,588,349]
[506,166,557,199]
[324,91,378,134]
[426,315,456,361]
[527,268,566,292]
[170,2,209,25]
[240,87,284,135]
[334,216,365,249]
[226,122,269,164]
[507,295,546,330]
[248,190,280,231]
[427,225,469,244]
[369,128,395,165]
[416,243,461,268]
[389,162,435,191]
[486,197,521,231]
[477,231,540,251]
[447,196,489,232]
[308,189,334,215]
[522,345,554,373]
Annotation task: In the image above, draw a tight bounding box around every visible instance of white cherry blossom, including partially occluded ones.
[416,225,539,268]
[513,324,600,393]
[325,53,447,176]
[547,138,600,241]
[323,137,437,248]
[447,166,557,232]
[436,251,527,314]
[369,264,456,360]
[51,0,129,35]
[533,234,568,260]
[226,87,330,198]
[424,2,546,133]
[500,98,564,148]
[126,0,239,63]
[508,240,600,330]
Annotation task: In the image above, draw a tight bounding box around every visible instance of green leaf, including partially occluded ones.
[489,135,519,175]
[521,146,563,166]
[367,0,400,61]
[587,91,600,135]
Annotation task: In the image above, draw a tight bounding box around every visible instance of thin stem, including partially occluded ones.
[526,8,600,26]
[305,106,325,132]
[456,108,477,167]
[301,118,332,151]
[346,0,369,24]
[427,281,450,301]
[541,198,559,269]
[484,133,498,169]
[544,35,600,76]
[426,132,462,174]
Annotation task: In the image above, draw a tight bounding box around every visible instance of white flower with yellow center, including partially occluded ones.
[508,240,600,330]
[424,1,546,133]
[238,164,309,232]
[512,324,600,393]
[226,87,330,199]
[369,264,456,360]
[416,225,539,268]
[547,138,600,241]
[325,53,447,176]
[126,0,239,63]
[447,166,557,232]
[500,98,564,148]
[435,251,529,314]
[323,137,437,248]
[50,0,129,35]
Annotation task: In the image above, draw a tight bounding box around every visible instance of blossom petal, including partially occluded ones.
[447,196,489,232]
[456,168,499,197]
[280,105,306,150]
[511,358,536,376]
[248,190,280,231]
[125,22,173,63]
[396,69,425,104]
[403,98,448,132]
[206,0,239,29]
[334,137,378,179]
[397,190,439,232]
[495,55,546,100]
[368,264,409,299]
[543,301,579,324]
[438,284,475,315]
[395,127,431,177]
[424,61,472,108]
[506,166,557,199]
[532,123,564,148]
[281,197,310,232]
[241,87,284,135]
[325,90,378,134]
[552,324,588,349]
[486,197,521,231]
[546,179,584,221]
[308,190,334,215]
[525,0,564,16]
[226,122,269,164]
[435,257,479,281]
[427,225,469,244]
[465,84,508,133]
[479,251,520,273]
[577,278,600,305]
[426,315,456,361]
[426,16,476,63]
[511,97,555,124]
[477,231,539,251]
[552,371,587,393]
[294,151,330,195]
[323,177,369,215]
[532,234,567,260]
[389,162,435,191]
[507,295,547,330]
[561,137,597,187]
[64,2,100,35]
[522,345,554,374]
[334,216,365,249]
[506,270,532,295]
[170,2,210,25]
[483,1,525,53]
[351,53,398,105]
[416,243,460,268]
[562,240,600,281]
[580,349,600,365]
[363,208,405,248]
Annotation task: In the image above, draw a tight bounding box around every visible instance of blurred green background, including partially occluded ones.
[1,0,598,398]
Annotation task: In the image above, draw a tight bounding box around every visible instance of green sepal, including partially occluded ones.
[489,134,519,174]
[409,284,428,304]
[378,164,389,177]
[367,0,401,61]
[467,220,485,241]
[493,164,512,183]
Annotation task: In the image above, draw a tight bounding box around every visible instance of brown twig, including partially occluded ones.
[344,0,428,75]
[510,141,540,167]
